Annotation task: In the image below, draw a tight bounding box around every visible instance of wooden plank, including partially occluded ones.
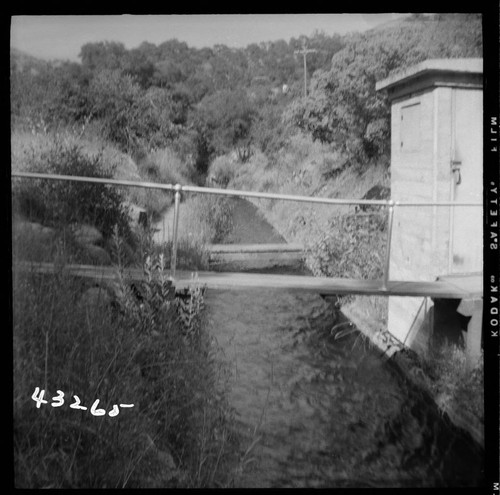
[14,261,145,283]
[14,261,482,299]
[175,272,480,298]
[437,273,483,298]
[209,258,301,272]
[208,252,302,263]
[206,243,303,253]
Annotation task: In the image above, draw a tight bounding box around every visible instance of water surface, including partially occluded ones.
[205,287,484,488]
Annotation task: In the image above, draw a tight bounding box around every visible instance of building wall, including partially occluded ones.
[449,88,483,273]
[387,84,482,349]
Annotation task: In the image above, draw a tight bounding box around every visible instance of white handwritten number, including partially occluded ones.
[33,388,134,416]
[51,390,65,407]
[70,395,88,411]
[108,405,120,417]
[90,399,106,416]
[31,387,48,408]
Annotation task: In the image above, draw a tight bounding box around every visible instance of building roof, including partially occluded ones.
[376,58,483,94]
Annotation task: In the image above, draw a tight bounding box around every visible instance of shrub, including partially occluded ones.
[226,150,270,192]
[12,139,131,240]
[207,155,240,187]
[129,147,198,221]
[127,224,209,272]
[139,147,195,186]
[305,211,387,280]
[11,130,55,174]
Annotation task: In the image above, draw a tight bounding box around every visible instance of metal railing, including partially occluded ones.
[11,171,483,289]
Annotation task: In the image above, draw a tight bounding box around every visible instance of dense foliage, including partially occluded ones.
[11,14,482,178]
[11,32,343,172]
[305,211,387,280]
[286,13,482,168]
[13,141,131,239]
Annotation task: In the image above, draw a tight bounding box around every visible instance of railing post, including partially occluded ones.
[171,184,182,280]
[382,200,396,291]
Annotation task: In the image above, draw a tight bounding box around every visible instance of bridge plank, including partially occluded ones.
[206,243,303,253]
[14,261,482,299]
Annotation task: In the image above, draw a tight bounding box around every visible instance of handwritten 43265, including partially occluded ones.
[31,387,134,417]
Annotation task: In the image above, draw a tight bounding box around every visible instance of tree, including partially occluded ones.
[86,70,179,152]
[192,89,257,165]
[286,14,482,168]
[10,57,92,131]
[205,45,249,91]
[123,43,157,88]
[79,41,128,72]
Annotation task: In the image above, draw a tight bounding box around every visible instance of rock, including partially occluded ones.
[77,286,112,313]
[123,202,147,225]
[356,184,391,212]
[72,224,103,245]
[13,220,55,240]
[140,433,181,486]
[82,244,112,265]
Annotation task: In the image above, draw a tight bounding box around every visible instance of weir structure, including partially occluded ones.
[376,58,483,365]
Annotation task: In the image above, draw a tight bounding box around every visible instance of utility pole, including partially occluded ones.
[294,43,317,97]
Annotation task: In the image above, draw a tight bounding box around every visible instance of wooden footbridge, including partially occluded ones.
[14,260,482,299]
[12,171,483,369]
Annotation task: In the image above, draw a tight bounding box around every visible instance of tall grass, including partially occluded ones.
[424,344,484,422]
[11,129,246,487]
[13,245,241,488]
[132,147,198,222]
[156,194,234,247]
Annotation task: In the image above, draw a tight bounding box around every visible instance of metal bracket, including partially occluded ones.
[451,160,462,185]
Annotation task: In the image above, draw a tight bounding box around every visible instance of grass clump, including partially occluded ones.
[207,155,243,187]
[133,147,198,222]
[13,242,241,488]
[424,344,484,423]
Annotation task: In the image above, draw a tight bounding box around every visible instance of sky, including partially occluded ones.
[10,14,408,62]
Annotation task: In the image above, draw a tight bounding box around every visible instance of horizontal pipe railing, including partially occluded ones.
[11,172,482,207]
[11,171,177,192]
[11,172,483,283]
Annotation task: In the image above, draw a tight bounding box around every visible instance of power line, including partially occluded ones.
[294,44,318,97]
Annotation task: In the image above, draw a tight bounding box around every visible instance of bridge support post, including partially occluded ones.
[171,184,182,280]
[382,200,396,290]
[457,298,483,371]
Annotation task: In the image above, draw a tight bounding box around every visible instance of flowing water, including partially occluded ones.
[205,287,484,488]
[157,196,484,487]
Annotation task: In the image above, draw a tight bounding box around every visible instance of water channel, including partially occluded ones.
[156,197,485,488]
[205,285,484,488]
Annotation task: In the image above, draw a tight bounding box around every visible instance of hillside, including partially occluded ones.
[11,13,482,276]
